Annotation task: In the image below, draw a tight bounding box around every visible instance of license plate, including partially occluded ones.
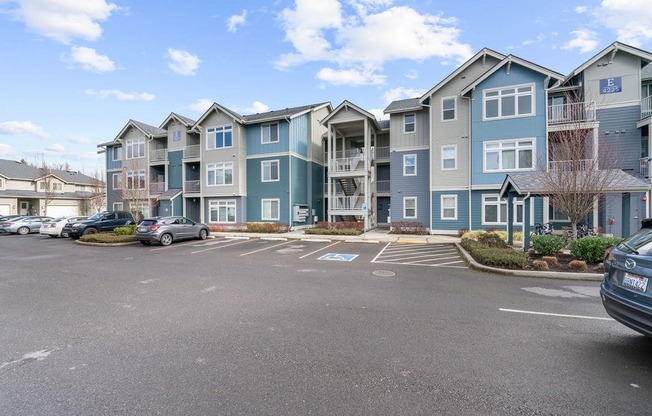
[137,226,147,232]
[623,273,649,292]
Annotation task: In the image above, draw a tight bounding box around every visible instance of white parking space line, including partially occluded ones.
[191,239,252,254]
[499,308,614,321]
[239,240,293,257]
[299,241,341,259]
[371,242,392,263]
[377,250,457,261]
[149,240,201,251]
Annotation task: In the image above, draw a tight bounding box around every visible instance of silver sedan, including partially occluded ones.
[0,216,54,235]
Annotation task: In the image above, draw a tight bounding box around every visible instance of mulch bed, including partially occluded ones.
[526,252,603,274]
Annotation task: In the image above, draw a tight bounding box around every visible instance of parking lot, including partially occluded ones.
[1,233,651,415]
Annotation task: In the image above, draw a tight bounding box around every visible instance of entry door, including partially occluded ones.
[19,201,28,215]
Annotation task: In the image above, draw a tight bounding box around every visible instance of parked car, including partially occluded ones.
[40,216,88,238]
[601,226,652,337]
[0,216,53,235]
[0,215,23,222]
[135,216,209,246]
[67,211,134,239]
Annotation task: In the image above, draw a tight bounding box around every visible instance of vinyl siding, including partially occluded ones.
[201,111,246,197]
[311,161,325,222]
[311,107,330,163]
[389,149,429,226]
[431,190,469,232]
[246,156,290,223]
[470,190,544,231]
[583,51,643,106]
[204,196,246,224]
[389,109,429,148]
[597,105,641,173]
[246,120,290,155]
[289,114,309,157]
[168,150,183,189]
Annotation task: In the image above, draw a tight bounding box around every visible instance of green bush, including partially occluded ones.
[390,222,427,235]
[114,225,136,235]
[304,228,362,236]
[568,236,621,263]
[460,238,528,269]
[80,233,136,244]
[531,234,565,256]
[245,222,290,233]
[313,221,363,231]
[477,232,507,248]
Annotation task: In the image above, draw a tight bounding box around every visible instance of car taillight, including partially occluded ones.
[3,222,13,225]
[50,223,56,228]
[148,225,160,231]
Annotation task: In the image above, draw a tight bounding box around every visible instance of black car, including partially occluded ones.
[67,211,134,239]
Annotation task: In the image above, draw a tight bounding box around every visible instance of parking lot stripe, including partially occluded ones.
[299,241,341,259]
[378,250,456,260]
[239,240,293,256]
[371,242,392,263]
[499,308,613,321]
[190,239,252,254]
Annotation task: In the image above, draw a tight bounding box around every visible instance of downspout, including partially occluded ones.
[463,92,473,231]
[286,116,293,229]
[421,100,433,234]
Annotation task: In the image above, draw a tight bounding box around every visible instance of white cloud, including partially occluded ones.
[317,67,385,86]
[562,29,599,53]
[46,143,65,153]
[68,134,91,144]
[0,121,49,139]
[522,34,546,46]
[8,0,119,44]
[0,143,15,157]
[68,46,115,72]
[382,87,425,104]
[404,69,418,80]
[227,9,247,33]
[243,101,270,114]
[167,48,201,76]
[593,0,652,46]
[85,89,156,101]
[575,6,588,13]
[275,1,472,86]
[188,98,213,113]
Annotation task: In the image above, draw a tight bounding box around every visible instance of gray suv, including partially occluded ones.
[135,216,209,246]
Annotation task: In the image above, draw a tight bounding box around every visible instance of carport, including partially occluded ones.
[499,170,650,251]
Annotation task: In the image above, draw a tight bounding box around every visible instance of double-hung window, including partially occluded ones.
[209,200,236,223]
[441,145,457,170]
[404,197,417,219]
[441,195,457,220]
[112,173,122,190]
[126,138,145,159]
[261,160,279,182]
[262,123,279,144]
[112,146,122,161]
[403,154,417,176]
[484,139,534,172]
[126,170,146,189]
[483,83,534,120]
[207,125,233,150]
[404,114,415,133]
[483,194,533,225]
[261,199,280,221]
[442,97,456,121]
[206,162,233,186]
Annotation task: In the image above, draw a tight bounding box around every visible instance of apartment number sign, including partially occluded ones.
[600,77,622,94]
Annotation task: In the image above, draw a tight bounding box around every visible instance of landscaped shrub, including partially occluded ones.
[457,228,469,237]
[245,222,290,233]
[390,222,427,235]
[542,256,558,266]
[476,232,507,248]
[568,236,622,263]
[114,225,136,235]
[305,221,363,236]
[531,234,565,256]
[569,259,588,271]
[80,233,136,244]
[460,237,528,269]
[531,260,549,271]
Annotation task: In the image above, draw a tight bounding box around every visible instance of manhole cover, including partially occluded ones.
[373,270,396,277]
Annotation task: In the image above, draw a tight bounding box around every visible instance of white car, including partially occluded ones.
[40,216,88,238]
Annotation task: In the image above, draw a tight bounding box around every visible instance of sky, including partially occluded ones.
[1,0,652,174]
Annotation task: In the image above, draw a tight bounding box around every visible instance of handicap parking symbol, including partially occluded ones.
[318,253,358,262]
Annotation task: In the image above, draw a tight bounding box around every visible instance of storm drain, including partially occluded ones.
[372,270,396,277]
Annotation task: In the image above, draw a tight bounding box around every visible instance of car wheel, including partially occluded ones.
[17,227,29,235]
[82,228,98,236]
[199,229,208,240]
[160,233,173,246]
[140,241,151,245]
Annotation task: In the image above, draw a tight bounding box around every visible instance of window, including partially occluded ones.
[403,154,417,176]
[112,173,122,190]
[262,160,280,182]
[125,138,145,159]
[261,199,280,220]
[484,139,534,172]
[173,131,181,141]
[0,177,4,189]
[130,202,149,218]
[404,197,417,219]
[209,200,236,223]
[207,125,233,150]
[441,195,457,220]
[112,146,122,161]
[39,181,62,191]
[550,204,570,221]
[483,84,534,120]
[442,97,456,121]
[126,170,146,189]
[206,162,233,186]
[441,145,457,170]
[482,195,534,225]
[113,202,124,211]
[262,123,279,144]
[404,114,415,133]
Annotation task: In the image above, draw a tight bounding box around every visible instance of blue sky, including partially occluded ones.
[1,0,651,174]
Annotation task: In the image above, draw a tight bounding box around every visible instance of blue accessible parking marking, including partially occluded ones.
[318,253,358,262]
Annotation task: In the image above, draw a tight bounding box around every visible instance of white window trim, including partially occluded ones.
[261,123,280,144]
[125,138,145,160]
[112,146,122,161]
[206,162,234,187]
[126,170,146,190]
[113,202,124,211]
[403,196,417,219]
[441,96,457,122]
[261,198,280,221]
[208,199,237,223]
[483,138,535,173]
[206,124,234,150]
[261,160,280,182]
[0,177,4,190]
[482,82,535,121]
[481,194,534,226]
[112,173,122,190]
[403,113,416,134]
[403,154,417,176]
[440,195,458,220]
[441,145,457,171]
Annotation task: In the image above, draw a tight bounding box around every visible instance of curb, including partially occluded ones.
[74,239,139,247]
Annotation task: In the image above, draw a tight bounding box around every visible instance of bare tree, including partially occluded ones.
[88,168,106,214]
[38,160,57,216]
[119,158,150,221]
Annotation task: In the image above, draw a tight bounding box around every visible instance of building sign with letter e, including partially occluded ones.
[600,77,621,94]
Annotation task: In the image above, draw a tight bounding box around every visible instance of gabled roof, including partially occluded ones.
[321,100,381,129]
[461,55,564,96]
[384,98,422,114]
[0,159,97,185]
[643,62,652,81]
[159,112,196,129]
[102,119,167,147]
[563,41,652,83]
[242,102,331,124]
[191,102,245,131]
[419,48,505,103]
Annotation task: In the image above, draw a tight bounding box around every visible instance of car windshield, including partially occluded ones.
[139,220,158,226]
[87,213,103,221]
[618,228,652,256]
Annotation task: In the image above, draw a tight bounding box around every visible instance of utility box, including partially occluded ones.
[293,205,309,223]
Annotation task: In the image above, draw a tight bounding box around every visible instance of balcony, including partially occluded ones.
[376,180,390,194]
[332,196,363,211]
[150,182,165,195]
[184,145,200,159]
[374,146,390,161]
[641,157,652,178]
[184,180,201,193]
[150,149,167,163]
[642,96,652,120]
[330,155,366,174]
[548,101,596,125]
[548,159,593,171]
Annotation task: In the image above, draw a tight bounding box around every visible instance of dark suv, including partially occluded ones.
[66,211,134,239]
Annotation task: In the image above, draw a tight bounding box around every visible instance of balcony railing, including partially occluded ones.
[184,145,200,159]
[374,146,390,160]
[150,149,168,163]
[548,159,593,171]
[548,101,596,124]
[330,155,366,173]
[642,96,652,120]
[184,180,200,193]
[641,157,652,178]
[332,196,363,210]
[376,180,390,193]
[150,182,165,194]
